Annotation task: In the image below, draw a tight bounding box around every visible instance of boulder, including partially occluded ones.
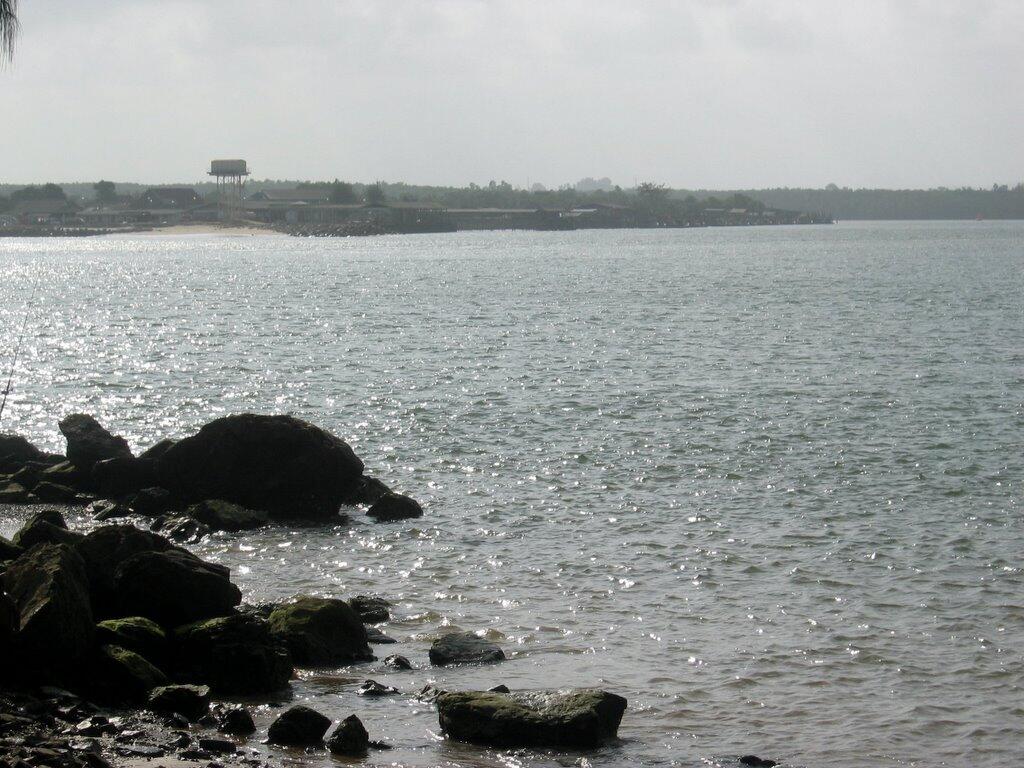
[0,536,23,562]
[123,487,172,517]
[267,595,373,666]
[139,439,176,461]
[12,511,83,549]
[266,705,331,746]
[58,415,132,472]
[187,499,270,532]
[0,482,28,503]
[217,706,256,736]
[38,461,89,490]
[155,414,364,520]
[88,499,133,521]
[429,632,505,666]
[436,689,627,748]
[92,457,159,498]
[358,679,398,696]
[0,434,54,473]
[31,481,83,504]
[339,475,392,506]
[365,626,396,644]
[366,492,423,521]
[2,543,94,677]
[349,595,390,623]
[384,654,412,670]
[327,715,369,757]
[95,616,168,666]
[12,509,66,541]
[147,684,211,721]
[172,613,292,695]
[113,549,241,626]
[93,645,168,704]
[73,525,180,617]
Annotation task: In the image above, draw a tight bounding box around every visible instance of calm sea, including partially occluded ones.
[1,221,1022,767]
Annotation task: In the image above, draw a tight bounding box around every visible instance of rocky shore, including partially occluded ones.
[0,413,628,767]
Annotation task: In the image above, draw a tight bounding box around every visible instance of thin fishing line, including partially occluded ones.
[0,270,38,426]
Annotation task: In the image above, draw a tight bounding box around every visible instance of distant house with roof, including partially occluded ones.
[12,199,81,225]
[247,188,330,204]
[134,187,202,210]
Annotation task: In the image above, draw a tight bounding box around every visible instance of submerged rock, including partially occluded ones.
[429,632,505,666]
[266,705,331,746]
[739,756,778,768]
[358,679,399,696]
[156,414,364,520]
[267,595,373,666]
[173,613,292,695]
[113,549,241,626]
[366,492,423,521]
[436,689,627,748]
[364,626,397,644]
[327,714,369,757]
[153,516,211,543]
[59,414,132,472]
[187,499,270,532]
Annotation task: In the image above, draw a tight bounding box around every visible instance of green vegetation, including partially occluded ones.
[93,180,118,204]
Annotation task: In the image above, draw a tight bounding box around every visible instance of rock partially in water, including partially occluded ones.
[327,714,369,757]
[156,414,364,520]
[366,492,423,522]
[349,595,390,623]
[739,756,778,768]
[95,616,168,666]
[217,706,256,735]
[11,510,78,549]
[364,626,397,644]
[153,516,211,544]
[357,679,399,696]
[31,481,84,505]
[384,654,412,670]
[173,613,293,695]
[267,705,331,746]
[3,542,94,679]
[267,595,373,666]
[429,632,505,666]
[113,549,241,626]
[436,689,627,748]
[187,499,270,532]
[340,475,393,506]
[147,684,211,722]
[59,414,132,473]
[88,499,133,522]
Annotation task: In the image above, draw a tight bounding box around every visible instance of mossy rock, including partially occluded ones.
[96,616,168,665]
[267,595,372,666]
[94,644,169,704]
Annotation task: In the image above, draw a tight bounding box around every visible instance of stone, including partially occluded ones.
[217,707,256,736]
[339,475,392,506]
[267,595,373,666]
[138,439,176,460]
[383,654,412,670]
[95,617,168,666]
[147,685,211,721]
[357,679,398,696]
[113,549,241,626]
[327,715,369,757]
[73,524,180,617]
[173,613,292,695]
[93,645,169,704]
[2,543,94,678]
[0,482,28,503]
[91,457,158,498]
[488,685,510,693]
[39,460,89,490]
[13,520,83,550]
[87,499,133,521]
[59,414,132,472]
[187,499,270,532]
[124,487,172,517]
[429,632,506,666]
[31,482,83,504]
[436,689,627,748]
[364,626,396,644]
[416,685,446,703]
[11,510,69,546]
[0,434,52,473]
[0,535,23,562]
[366,492,423,521]
[266,705,331,746]
[156,516,210,543]
[197,738,236,755]
[349,595,390,623]
[740,757,778,768]
[155,414,364,520]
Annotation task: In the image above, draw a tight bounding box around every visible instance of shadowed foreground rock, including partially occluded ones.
[267,705,331,746]
[156,414,364,520]
[437,689,627,748]
[429,632,505,665]
[328,714,369,756]
[267,595,373,665]
[59,414,132,472]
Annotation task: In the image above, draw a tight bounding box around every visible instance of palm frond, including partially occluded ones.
[1,0,19,62]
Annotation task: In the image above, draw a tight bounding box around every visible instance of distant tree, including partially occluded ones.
[0,193,9,212]
[328,179,357,204]
[11,183,66,203]
[93,180,117,204]
[364,182,386,205]
[1,0,17,62]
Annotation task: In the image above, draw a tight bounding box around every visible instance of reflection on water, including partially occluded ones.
[1,222,1022,767]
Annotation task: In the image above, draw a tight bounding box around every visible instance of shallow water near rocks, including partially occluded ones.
[1,222,1022,767]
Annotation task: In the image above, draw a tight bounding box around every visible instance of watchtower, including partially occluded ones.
[208,159,250,221]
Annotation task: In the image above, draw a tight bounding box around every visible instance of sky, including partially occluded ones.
[2,0,1022,189]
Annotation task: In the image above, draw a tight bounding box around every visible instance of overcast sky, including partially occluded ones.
[2,0,1022,189]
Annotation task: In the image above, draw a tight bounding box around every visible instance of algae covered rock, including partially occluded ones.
[267,705,331,746]
[173,613,292,695]
[429,632,505,666]
[267,595,373,666]
[113,549,241,626]
[96,616,168,665]
[436,688,627,748]
[156,414,364,520]
[94,644,169,704]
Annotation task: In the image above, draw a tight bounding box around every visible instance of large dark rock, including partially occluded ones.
[267,595,373,666]
[366,492,423,521]
[113,549,241,626]
[38,461,89,491]
[2,543,94,678]
[436,689,627,748]
[139,439,176,460]
[327,715,369,756]
[156,414,364,520]
[0,434,54,473]
[429,632,506,666]
[349,595,390,623]
[218,706,256,735]
[92,457,159,498]
[0,482,29,503]
[172,613,292,695]
[147,684,211,721]
[0,536,23,562]
[96,616,168,666]
[267,705,331,746]
[187,499,270,532]
[58,414,132,472]
[340,475,392,506]
[12,510,69,546]
[93,644,169,704]
[123,487,173,517]
[31,481,84,504]
[73,524,180,617]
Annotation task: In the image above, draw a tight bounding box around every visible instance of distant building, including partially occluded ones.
[247,189,330,204]
[12,199,81,225]
[135,187,202,209]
